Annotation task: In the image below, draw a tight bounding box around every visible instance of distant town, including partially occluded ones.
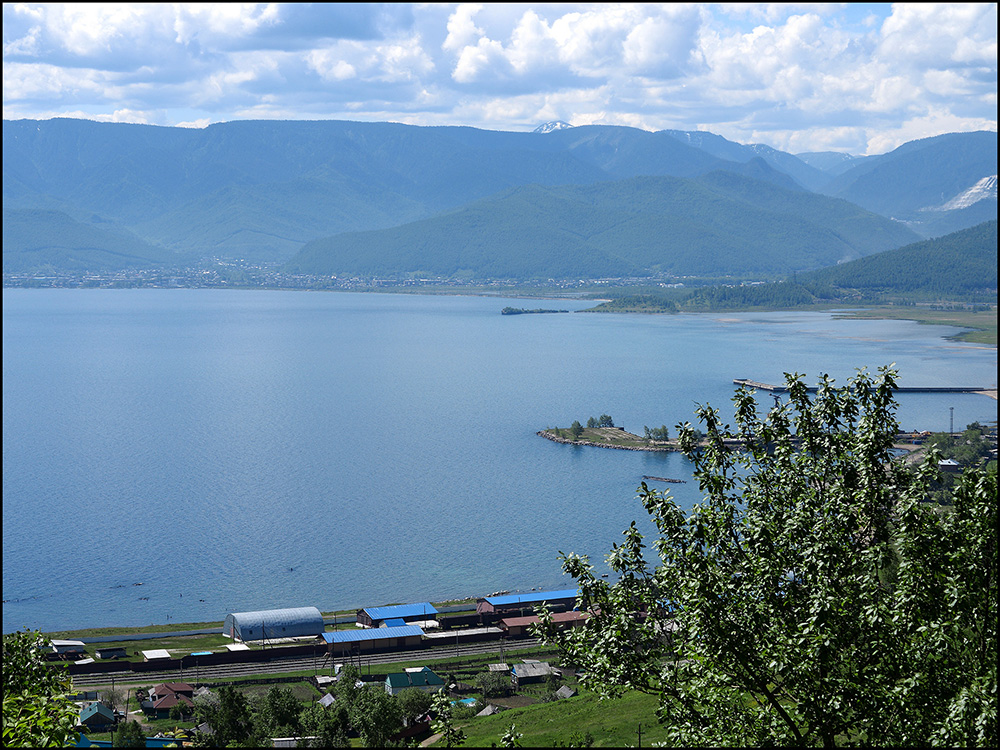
[2,265,692,293]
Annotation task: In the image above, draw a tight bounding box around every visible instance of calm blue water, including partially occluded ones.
[3,290,996,633]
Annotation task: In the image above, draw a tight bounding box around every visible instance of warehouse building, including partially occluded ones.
[500,610,589,638]
[223,606,324,642]
[321,624,424,656]
[476,589,579,617]
[356,602,438,628]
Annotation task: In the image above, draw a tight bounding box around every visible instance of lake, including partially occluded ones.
[3,289,996,633]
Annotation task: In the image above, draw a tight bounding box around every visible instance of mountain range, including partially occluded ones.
[3,118,996,278]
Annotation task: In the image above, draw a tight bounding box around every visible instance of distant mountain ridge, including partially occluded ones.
[3,118,993,276]
[819,131,997,235]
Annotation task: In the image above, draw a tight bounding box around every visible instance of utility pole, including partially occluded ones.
[637,722,642,748]
[950,406,954,436]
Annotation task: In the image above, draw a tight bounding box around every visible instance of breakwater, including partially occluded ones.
[734,378,996,395]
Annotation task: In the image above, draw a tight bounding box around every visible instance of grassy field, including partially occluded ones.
[454,689,668,747]
[45,620,225,639]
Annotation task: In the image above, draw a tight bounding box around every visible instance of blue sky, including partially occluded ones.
[3,3,996,155]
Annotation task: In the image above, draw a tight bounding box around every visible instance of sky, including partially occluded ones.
[2,3,996,155]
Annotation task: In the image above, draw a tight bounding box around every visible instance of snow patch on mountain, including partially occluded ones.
[922,175,998,211]
[532,121,574,134]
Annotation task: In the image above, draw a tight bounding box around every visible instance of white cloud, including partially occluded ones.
[1,3,996,154]
[443,4,484,52]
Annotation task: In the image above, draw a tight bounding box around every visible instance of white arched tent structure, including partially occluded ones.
[223,606,324,642]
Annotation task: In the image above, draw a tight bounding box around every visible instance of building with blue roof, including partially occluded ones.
[321,625,425,655]
[356,602,438,628]
[476,589,579,616]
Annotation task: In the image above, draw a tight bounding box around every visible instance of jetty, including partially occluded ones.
[733,379,995,395]
[642,475,687,484]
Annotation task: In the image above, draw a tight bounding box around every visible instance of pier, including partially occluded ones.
[733,379,995,395]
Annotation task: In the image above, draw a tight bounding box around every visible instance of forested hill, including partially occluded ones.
[2,208,169,272]
[587,221,998,313]
[804,220,997,297]
[286,173,918,279]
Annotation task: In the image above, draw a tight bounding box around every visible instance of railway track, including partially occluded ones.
[72,638,542,687]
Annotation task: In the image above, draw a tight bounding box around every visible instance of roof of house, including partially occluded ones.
[322,624,424,644]
[512,662,554,678]
[361,602,438,620]
[80,702,116,724]
[480,589,578,607]
[318,693,336,707]
[151,693,193,711]
[151,683,193,696]
[386,667,444,689]
[500,610,588,628]
[383,618,408,628]
[555,686,577,699]
[142,649,171,660]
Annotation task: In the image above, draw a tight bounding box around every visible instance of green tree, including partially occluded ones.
[431,691,466,748]
[475,671,510,699]
[252,685,302,738]
[198,684,258,747]
[349,686,403,747]
[536,368,997,747]
[586,417,597,428]
[396,687,432,723]
[299,703,349,748]
[597,414,614,428]
[2,629,80,748]
[570,420,584,440]
[113,719,146,748]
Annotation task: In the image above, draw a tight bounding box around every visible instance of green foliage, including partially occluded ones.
[499,723,523,747]
[586,417,597,428]
[570,421,584,440]
[475,671,511,698]
[251,685,302,738]
[536,367,997,747]
[597,414,614,428]
[431,691,466,748]
[299,702,349,748]
[2,629,80,748]
[197,685,258,748]
[396,687,433,722]
[349,687,403,748]
[644,425,670,441]
[113,720,146,748]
